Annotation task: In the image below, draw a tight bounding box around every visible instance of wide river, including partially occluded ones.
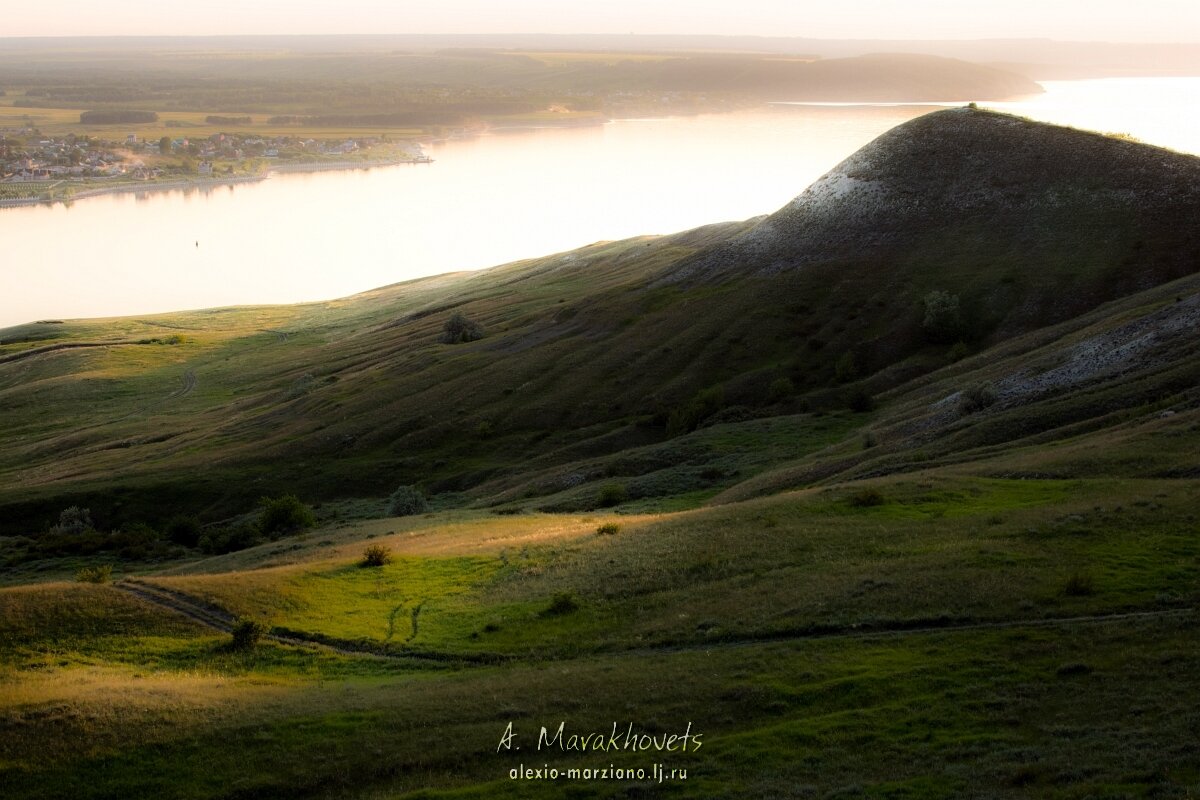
[2,77,1198,328]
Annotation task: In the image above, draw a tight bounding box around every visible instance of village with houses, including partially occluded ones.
[0,127,432,205]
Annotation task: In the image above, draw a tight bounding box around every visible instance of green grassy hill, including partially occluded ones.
[2,108,1198,535]
[2,108,1200,798]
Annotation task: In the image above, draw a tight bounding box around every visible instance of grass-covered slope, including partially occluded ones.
[2,109,1199,536]
[4,108,1200,799]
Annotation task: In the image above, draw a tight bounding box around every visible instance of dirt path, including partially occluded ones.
[117,578,1196,667]
[165,369,197,400]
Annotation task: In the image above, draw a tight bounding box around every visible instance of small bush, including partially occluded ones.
[198,522,262,555]
[834,352,859,383]
[947,340,970,362]
[75,564,112,584]
[1063,572,1096,597]
[165,515,202,548]
[1056,662,1093,677]
[440,312,485,344]
[596,484,628,508]
[361,544,392,567]
[847,389,875,413]
[959,384,998,414]
[541,592,581,617]
[666,385,725,436]
[847,488,886,508]
[230,618,268,650]
[257,495,316,536]
[596,522,621,536]
[767,377,795,403]
[922,290,963,343]
[388,485,429,517]
[51,506,93,535]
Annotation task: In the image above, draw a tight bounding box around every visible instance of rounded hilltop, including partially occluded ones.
[672,106,1200,285]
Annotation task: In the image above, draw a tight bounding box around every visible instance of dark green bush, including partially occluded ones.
[847,488,886,508]
[596,522,621,536]
[922,290,963,343]
[230,618,268,650]
[361,544,392,567]
[198,523,262,555]
[388,485,429,517]
[440,312,485,344]
[165,515,202,548]
[541,592,581,617]
[75,564,112,584]
[959,384,998,414]
[834,352,859,383]
[50,506,93,535]
[596,484,628,508]
[256,495,316,536]
[767,377,795,403]
[1063,572,1096,597]
[666,386,725,436]
[847,389,875,413]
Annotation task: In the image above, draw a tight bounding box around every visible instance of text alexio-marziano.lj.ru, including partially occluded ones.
[498,721,701,783]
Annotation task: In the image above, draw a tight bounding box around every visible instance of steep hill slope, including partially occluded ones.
[1,108,1198,536]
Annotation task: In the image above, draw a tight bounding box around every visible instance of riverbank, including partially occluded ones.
[0,157,433,209]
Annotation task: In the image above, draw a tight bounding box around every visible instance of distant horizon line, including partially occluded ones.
[1,32,1198,46]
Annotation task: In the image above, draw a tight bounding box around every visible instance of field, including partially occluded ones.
[4,466,1199,798]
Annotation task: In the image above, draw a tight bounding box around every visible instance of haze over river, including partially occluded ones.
[2,77,1198,328]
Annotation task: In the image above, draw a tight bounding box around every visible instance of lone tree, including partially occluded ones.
[256,495,316,536]
[158,135,173,154]
[388,485,428,517]
[440,312,484,344]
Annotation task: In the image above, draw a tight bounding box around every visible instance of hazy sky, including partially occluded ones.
[7,0,1199,42]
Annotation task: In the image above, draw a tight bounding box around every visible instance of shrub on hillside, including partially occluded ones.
[388,485,429,517]
[165,515,203,548]
[1063,572,1096,597]
[51,506,93,535]
[834,352,859,383]
[666,386,726,436]
[440,312,485,344]
[595,522,621,536]
[230,618,268,650]
[847,488,886,508]
[959,384,998,414]
[846,389,875,413]
[767,377,795,403]
[256,495,316,536]
[75,564,112,584]
[922,290,964,343]
[198,522,262,555]
[361,544,392,567]
[541,592,581,617]
[596,484,628,508]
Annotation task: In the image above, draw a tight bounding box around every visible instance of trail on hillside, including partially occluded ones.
[0,340,140,365]
[116,578,1196,666]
